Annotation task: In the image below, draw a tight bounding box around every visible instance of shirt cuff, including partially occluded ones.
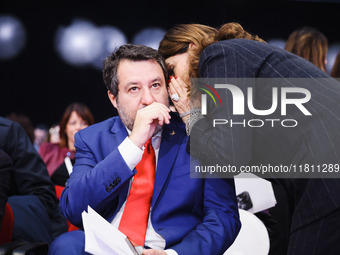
[118,137,143,170]
[164,249,178,255]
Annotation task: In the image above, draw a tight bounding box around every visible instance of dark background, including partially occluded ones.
[1,0,339,127]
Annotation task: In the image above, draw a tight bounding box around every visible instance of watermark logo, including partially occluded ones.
[201,84,311,116]
[190,78,340,179]
[194,79,313,128]
[198,83,222,115]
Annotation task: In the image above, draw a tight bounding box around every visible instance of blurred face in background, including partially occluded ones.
[34,128,48,147]
[49,125,60,144]
[66,111,89,150]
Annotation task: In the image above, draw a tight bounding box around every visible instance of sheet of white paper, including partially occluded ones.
[234,173,277,213]
[83,210,119,255]
[224,209,270,255]
[82,205,139,255]
[82,211,107,255]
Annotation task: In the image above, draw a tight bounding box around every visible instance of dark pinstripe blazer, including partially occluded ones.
[191,39,340,234]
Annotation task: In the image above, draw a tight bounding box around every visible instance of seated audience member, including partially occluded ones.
[39,103,94,186]
[0,149,11,230]
[0,117,68,245]
[331,51,340,78]
[5,113,35,144]
[48,44,241,255]
[285,26,328,72]
[33,123,49,151]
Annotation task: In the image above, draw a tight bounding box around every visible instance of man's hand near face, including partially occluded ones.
[129,102,171,149]
[142,249,168,255]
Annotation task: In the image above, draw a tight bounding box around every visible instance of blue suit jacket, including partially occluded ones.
[59,113,240,255]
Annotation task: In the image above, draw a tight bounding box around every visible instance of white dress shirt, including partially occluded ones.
[112,131,178,255]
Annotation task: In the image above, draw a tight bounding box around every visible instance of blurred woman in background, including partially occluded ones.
[39,102,94,186]
[285,26,328,72]
[331,52,340,78]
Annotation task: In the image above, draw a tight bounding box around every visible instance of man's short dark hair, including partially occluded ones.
[103,44,168,97]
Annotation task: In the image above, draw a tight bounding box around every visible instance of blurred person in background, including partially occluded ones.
[331,52,340,78]
[48,123,60,144]
[5,113,34,144]
[33,123,49,151]
[0,117,67,245]
[285,26,328,72]
[0,149,11,231]
[39,103,94,186]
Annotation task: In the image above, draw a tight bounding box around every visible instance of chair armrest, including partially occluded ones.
[11,242,48,255]
[0,240,29,255]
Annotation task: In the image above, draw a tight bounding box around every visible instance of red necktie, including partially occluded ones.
[119,138,156,246]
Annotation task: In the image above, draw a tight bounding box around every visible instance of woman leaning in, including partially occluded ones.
[159,22,340,255]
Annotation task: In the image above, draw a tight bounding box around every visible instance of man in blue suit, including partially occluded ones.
[49,44,240,255]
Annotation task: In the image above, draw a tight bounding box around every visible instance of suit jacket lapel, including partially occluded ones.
[152,120,185,206]
[109,117,128,152]
[108,115,186,208]
[108,117,130,217]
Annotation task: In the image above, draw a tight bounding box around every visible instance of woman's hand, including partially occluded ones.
[168,76,191,123]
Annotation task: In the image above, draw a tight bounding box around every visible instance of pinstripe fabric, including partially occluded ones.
[190,39,340,254]
[288,207,340,255]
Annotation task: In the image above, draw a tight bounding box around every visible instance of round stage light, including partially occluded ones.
[0,15,26,60]
[91,26,127,70]
[55,19,102,66]
[132,27,166,49]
